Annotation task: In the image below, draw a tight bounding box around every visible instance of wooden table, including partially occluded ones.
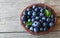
[0,0,60,38]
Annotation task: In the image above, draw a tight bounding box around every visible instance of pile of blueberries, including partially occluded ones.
[21,5,55,33]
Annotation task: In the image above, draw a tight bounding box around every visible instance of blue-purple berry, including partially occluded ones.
[27,11,31,16]
[40,27,43,31]
[32,21,40,27]
[39,7,44,13]
[43,22,47,27]
[28,19,31,22]
[40,13,44,17]
[49,22,54,27]
[32,18,35,22]
[34,8,38,12]
[23,11,27,15]
[44,27,47,31]
[34,27,39,32]
[42,16,46,21]
[30,27,34,31]
[51,14,54,18]
[46,18,51,22]
[21,16,27,21]
[25,25,30,29]
[32,11,36,16]
[35,16,39,20]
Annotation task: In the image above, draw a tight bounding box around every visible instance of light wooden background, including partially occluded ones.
[0,0,60,38]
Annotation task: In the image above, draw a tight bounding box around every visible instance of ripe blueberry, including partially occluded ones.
[32,21,40,27]
[30,27,34,31]
[49,22,54,27]
[34,27,39,32]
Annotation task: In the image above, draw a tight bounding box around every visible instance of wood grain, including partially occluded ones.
[0,0,60,38]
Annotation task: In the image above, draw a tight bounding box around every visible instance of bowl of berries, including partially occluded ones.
[20,3,57,35]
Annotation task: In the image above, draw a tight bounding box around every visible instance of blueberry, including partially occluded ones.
[23,11,27,15]
[27,11,32,16]
[32,18,35,22]
[27,8,32,11]
[42,16,46,21]
[21,16,27,21]
[27,16,31,19]
[28,19,31,22]
[43,27,47,31]
[35,16,39,21]
[32,11,36,16]
[49,22,54,27]
[46,18,51,22]
[51,18,55,22]
[39,19,43,23]
[43,22,47,27]
[39,19,42,22]
[51,14,55,18]
[32,21,40,27]
[25,25,30,29]
[34,8,38,12]
[39,13,44,17]
[40,27,43,31]
[31,16,35,19]
[30,27,34,31]
[39,7,44,13]
[23,21,26,24]
[34,27,39,32]
[27,8,30,11]
[32,5,36,9]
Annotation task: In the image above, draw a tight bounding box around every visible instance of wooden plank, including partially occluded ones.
[0,0,60,32]
[0,31,60,38]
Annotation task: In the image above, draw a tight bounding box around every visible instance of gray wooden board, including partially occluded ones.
[0,0,60,38]
[0,31,60,38]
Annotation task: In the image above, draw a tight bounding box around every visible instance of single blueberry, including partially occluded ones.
[39,13,44,17]
[31,18,35,22]
[27,8,32,11]
[42,16,46,21]
[35,16,39,21]
[43,27,47,31]
[34,8,38,12]
[27,8,30,11]
[39,19,42,22]
[51,18,55,22]
[32,21,40,27]
[27,16,31,19]
[46,18,51,22]
[39,7,44,13]
[21,16,27,21]
[30,27,34,31]
[25,25,30,29]
[23,11,27,15]
[32,11,36,16]
[40,27,43,31]
[34,27,39,32]
[43,22,47,27]
[31,16,35,19]
[51,14,55,18]
[49,22,54,27]
[32,5,36,9]
[27,11,31,15]
[28,19,31,22]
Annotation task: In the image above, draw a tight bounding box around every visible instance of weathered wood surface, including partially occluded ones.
[0,0,60,38]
